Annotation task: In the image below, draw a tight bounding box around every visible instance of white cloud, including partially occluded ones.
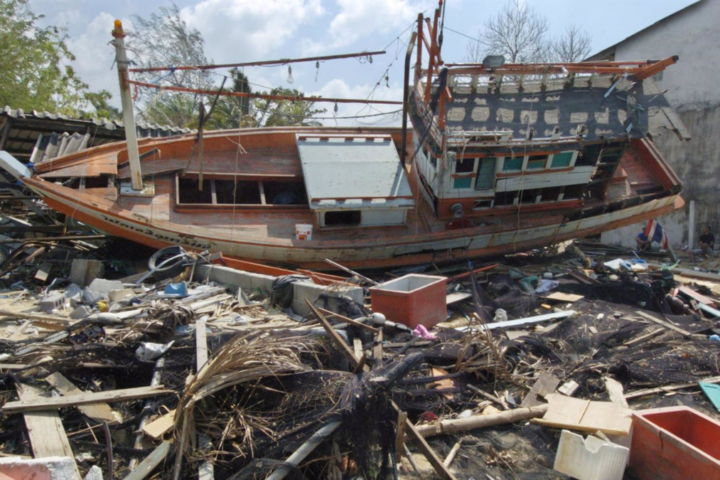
[305,0,433,53]
[308,78,404,127]
[180,0,324,64]
[64,12,128,100]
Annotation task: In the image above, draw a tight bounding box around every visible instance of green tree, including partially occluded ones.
[126,2,215,128]
[0,0,91,115]
[205,68,254,130]
[252,88,326,127]
[82,90,121,121]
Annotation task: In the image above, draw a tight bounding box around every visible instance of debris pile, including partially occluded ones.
[0,233,719,480]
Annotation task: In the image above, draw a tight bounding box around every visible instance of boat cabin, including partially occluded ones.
[297,134,414,228]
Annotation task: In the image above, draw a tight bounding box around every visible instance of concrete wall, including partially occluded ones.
[600,0,720,247]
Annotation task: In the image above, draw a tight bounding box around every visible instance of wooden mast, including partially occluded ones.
[112,20,144,191]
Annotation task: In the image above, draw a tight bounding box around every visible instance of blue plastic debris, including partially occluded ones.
[163,281,188,298]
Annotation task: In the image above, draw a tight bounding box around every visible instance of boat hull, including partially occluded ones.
[24,177,683,270]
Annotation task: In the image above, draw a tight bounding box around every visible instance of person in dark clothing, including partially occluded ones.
[699,226,715,256]
[690,225,715,262]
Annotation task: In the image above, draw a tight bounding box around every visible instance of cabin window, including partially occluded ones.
[494,191,517,206]
[325,210,361,227]
[215,180,262,204]
[455,158,475,173]
[453,177,472,189]
[539,186,561,202]
[527,155,547,170]
[563,184,585,200]
[551,151,574,168]
[178,178,212,204]
[262,181,306,205]
[520,188,541,204]
[503,156,523,171]
[473,200,492,210]
[576,144,602,166]
[599,145,624,164]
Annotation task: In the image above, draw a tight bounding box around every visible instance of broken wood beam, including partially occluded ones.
[467,384,506,409]
[395,410,408,462]
[443,441,461,467]
[3,385,171,414]
[323,258,378,286]
[266,421,343,480]
[412,405,549,438]
[317,307,379,334]
[402,413,458,480]
[636,310,692,337]
[45,372,119,425]
[625,376,720,400]
[123,441,170,480]
[17,383,80,480]
[307,301,360,369]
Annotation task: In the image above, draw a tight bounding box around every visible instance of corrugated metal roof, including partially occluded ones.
[1,106,192,136]
[0,106,193,161]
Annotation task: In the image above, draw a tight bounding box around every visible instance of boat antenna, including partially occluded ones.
[111,20,144,191]
[438,0,446,50]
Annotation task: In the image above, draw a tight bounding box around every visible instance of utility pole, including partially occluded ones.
[111,20,144,191]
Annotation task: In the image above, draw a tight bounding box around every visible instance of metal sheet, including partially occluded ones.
[297,134,414,210]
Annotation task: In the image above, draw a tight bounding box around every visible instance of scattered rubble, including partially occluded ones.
[0,216,718,479]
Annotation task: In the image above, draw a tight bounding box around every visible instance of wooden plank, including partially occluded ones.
[123,441,170,480]
[625,376,720,400]
[603,377,629,409]
[45,372,118,425]
[677,286,716,307]
[353,338,363,361]
[142,409,176,440]
[307,301,359,368]
[446,292,472,305]
[636,311,692,337]
[34,262,52,283]
[373,328,384,362]
[196,318,209,371]
[18,384,81,479]
[532,393,632,436]
[318,307,379,334]
[402,414,459,480]
[395,410,408,462]
[3,385,171,414]
[544,292,584,303]
[521,373,561,408]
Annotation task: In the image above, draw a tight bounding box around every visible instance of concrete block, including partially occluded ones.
[195,265,253,290]
[40,292,66,313]
[70,259,104,287]
[87,279,123,295]
[83,466,103,480]
[194,265,276,294]
[0,456,80,480]
[292,282,363,315]
[250,273,276,295]
[69,305,93,320]
[108,288,134,303]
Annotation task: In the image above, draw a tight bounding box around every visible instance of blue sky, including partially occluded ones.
[31,0,697,125]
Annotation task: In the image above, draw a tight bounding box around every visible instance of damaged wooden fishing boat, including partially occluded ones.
[0,11,689,270]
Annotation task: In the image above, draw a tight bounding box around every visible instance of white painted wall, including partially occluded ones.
[600,0,720,248]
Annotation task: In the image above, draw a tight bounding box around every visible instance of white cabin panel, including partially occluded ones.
[495,166,595,192]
